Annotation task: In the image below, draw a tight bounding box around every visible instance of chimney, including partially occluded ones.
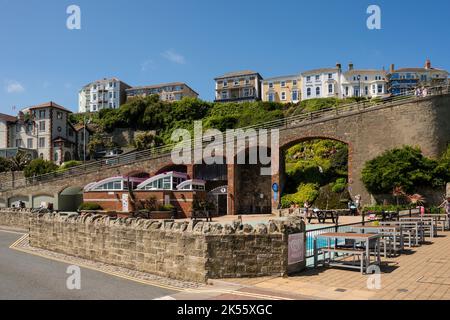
[336,63,342,70]
[390,64,395,73]
[425,59,431,69]
[348,63,354,71]
[18,111,24,123]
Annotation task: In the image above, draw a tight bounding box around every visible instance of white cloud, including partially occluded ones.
[5,80,25,93]
[141,59,155,72]
[161,49,186,64]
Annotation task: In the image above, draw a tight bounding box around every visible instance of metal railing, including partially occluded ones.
[1,84,449,192]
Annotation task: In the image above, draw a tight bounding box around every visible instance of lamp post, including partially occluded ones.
[83,116,91,164]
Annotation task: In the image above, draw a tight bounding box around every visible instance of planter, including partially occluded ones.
[150,211,173,219]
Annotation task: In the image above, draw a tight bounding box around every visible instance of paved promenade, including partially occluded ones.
[222,231,450,300]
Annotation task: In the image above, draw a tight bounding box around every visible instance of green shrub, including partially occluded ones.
[331,178,347,193]
[58,160,82,171]
[78,203,103,211]
[158,204,175,212]
[362,146,436,194]
[23,159,59,178]
[0,157,11,173]
[281,183,319,208]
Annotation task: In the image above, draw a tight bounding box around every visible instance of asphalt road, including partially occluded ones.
[0,230,176,300]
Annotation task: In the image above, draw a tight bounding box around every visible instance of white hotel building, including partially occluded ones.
[301,65,342,100]
[78,78,131,113]
[301,63,388,100]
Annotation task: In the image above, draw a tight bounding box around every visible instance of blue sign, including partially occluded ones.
[272,183,279,193]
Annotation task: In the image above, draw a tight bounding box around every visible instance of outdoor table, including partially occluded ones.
[313,232,381,274]
[400,217,436,239]
[422,214,449,232]
[380,221,422,246]
[350,225,404,255]
[307,210,338,224]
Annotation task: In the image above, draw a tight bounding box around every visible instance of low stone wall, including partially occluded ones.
[0,208,31,230]
[27,213,305,282]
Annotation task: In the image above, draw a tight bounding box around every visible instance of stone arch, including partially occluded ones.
[278,134,353,207]
[153,163,188,176]
[8,195,30,208]
[31,193,56,209]
[58,186,84,212]
[124,170,151,179]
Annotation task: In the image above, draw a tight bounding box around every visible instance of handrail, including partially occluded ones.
[1,84,449,191]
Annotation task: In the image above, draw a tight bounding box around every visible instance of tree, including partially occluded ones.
[133,132,162,151]
[362,146,436,195]
[23,159,59,178]
[8,151,31,172]
[0,157,10,173]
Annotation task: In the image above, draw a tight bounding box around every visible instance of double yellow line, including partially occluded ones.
[6,231,292,301]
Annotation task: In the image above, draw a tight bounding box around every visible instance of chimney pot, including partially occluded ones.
[390,64,395,73]
[348,63,354,71]
[425,59,431,69]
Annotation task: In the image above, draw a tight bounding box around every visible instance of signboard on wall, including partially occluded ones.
[122,194,129,213]
[288,233,305,265]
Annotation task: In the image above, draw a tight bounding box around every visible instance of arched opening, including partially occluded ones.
[32,194,56,209]
[126,170,151,179]
[234,147,272,215]
[154,164,187,176]
[194,156,228,192]
[280,137,351,210]
[8,195,30,208]
[58,186,83,211]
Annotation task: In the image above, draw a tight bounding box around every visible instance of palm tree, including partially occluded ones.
[392,186,406,206]
[407,194,426,207]
[8,151,31,172]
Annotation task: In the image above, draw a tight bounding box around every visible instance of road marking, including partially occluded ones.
[0,229,26,236]
[8,233,294,300]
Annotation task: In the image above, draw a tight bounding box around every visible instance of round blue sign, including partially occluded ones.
[272,183,279,193]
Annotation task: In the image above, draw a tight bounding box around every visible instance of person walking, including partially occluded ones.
[439,197,450,216]
[303,201,311,220]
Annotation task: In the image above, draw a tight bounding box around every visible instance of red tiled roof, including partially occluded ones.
[0,113,17,122]
[29,102,73,113]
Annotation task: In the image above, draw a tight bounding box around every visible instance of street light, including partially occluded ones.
[83,116,91,163]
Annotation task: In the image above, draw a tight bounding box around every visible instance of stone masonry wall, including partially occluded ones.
[21,212,305,282]
[0,209,31,230]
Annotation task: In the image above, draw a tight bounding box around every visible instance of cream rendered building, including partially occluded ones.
[340,65,388,98]
[261,75,301,103]
[126,82,198,102]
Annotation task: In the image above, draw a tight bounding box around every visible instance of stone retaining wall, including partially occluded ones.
[1,211,305,282]
[0,209,31,230]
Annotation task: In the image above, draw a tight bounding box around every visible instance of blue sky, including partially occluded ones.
[1,0,450,114]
